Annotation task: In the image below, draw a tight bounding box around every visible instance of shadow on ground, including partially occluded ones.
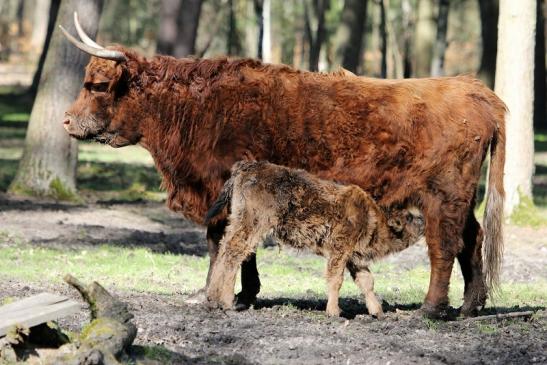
[254,296,546,320]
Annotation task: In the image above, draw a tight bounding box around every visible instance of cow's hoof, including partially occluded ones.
[419,302,450,320]
[185,288,207,305]
[235,291,257,310]
[459,304,484,318]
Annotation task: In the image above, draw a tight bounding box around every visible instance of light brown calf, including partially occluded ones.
[205,161,425,317]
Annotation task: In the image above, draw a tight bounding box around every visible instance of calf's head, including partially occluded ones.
[61,13,141,148]
[386,206,425,244]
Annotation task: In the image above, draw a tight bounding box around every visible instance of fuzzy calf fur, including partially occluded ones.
[206,161,425,317]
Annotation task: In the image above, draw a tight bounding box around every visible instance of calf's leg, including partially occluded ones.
[325,254,348,317]
[190,219,260,308]
[185,220,226,304]
[458,208,487,316]
[207,228,258,310]
[347,260,383,318]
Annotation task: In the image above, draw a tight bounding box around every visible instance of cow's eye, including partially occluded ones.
[89,82,109,93]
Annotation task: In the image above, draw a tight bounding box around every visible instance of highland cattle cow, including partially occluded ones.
[60,14,506,318]
[205,161,425,317]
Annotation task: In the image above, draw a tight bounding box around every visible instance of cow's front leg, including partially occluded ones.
[236,253,261,309]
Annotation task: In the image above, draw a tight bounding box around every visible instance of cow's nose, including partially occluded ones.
[63,119,70,125]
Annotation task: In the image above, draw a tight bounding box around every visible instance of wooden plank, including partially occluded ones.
[0,293,67,315]
[0,294,81,337]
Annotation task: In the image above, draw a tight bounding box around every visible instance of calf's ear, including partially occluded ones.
[387,217,403,232]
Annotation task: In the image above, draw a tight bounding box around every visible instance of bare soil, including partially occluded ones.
[0,193,546,365]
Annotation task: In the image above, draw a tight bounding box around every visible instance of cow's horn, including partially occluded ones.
[73,12,103,49]
[59,25,127,62]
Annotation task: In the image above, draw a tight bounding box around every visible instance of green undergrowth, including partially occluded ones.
[509,194,547,228]
[0,241,545,311]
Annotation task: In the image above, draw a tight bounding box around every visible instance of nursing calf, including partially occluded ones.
[205,161,425,317]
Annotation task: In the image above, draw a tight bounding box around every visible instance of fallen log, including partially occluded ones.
[51,274,137,365]
[0,276,137,365]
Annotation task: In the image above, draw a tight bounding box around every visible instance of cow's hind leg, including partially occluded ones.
[421,197,465,319]
[458,208,487,316]
[347,259,383,318]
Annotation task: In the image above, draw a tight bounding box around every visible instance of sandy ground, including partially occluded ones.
[0,193,546,364]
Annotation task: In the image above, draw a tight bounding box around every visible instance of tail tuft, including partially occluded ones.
[483,114,506,294]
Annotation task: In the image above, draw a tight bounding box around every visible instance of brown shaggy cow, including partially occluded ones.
[60,16,506,318]
[205,161,425,317]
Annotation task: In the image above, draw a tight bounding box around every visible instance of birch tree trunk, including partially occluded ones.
[534,0,545,129]
[262,0,271,63]
[9,0,104,200]
[495,0,536,215]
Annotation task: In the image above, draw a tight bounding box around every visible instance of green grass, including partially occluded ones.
[0,240,544,311]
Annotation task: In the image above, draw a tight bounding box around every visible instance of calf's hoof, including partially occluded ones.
[185,288,207,305]
[326,306,341,317]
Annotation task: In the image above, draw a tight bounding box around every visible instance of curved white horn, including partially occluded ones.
[59,25,127,62]
[73,12,103,49]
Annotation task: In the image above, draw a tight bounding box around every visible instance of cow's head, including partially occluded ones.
[61,13,140,148]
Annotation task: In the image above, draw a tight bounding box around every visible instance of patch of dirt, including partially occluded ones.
[1,193,546,364]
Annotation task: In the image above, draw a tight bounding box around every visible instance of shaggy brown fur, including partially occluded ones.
[205,161,425,317]
[63,44,506,317]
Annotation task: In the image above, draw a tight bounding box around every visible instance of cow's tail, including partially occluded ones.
[204,176,234,225]
[483,109,506,294]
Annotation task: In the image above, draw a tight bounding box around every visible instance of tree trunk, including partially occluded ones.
[30,0,52,52]
[157,0,181,55]
[305,0,330,72]
[334,0,368,74]
[9,0,104,200]
[478,0,499,88]
[379,0,387,78]
[253,0,264,60]
[29,0,60,97]
[414,0,435,77]
[495,0,537,215]
[430,0,449,77]
[402,0,414,78]
[227,0,242,56]
[262,0,272,62]
[534,0,545,129]
[173,0,203,57]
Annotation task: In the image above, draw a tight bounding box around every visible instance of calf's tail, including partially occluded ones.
[205,176,234,225]
[483,108,506,294]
